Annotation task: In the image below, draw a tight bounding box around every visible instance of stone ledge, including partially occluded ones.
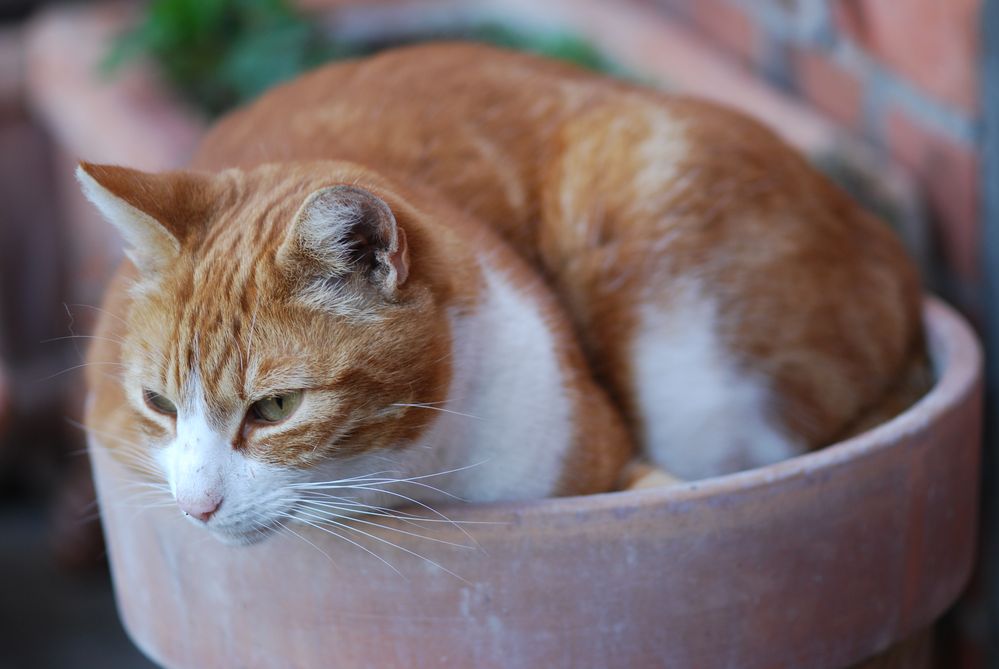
[24,3,204,170]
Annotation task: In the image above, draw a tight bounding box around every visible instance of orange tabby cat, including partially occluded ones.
[81,44,922,544]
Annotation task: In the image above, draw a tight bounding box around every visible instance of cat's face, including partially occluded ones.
[79,162,456,544]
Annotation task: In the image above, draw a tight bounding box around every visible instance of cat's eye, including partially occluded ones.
[143,389,177,416]
[248,391,304,424]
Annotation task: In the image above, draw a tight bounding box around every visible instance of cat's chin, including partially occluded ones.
[209,524,279,546]
[215,533,267,546]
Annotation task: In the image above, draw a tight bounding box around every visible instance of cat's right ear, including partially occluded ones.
[76,162,214,275]
[278,185,410,302]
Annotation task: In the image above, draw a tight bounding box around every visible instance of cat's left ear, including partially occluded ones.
[76,162,216,275]
[279,185,410,299]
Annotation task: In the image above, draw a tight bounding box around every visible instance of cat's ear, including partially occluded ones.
[75,162,214,275]
[279,185,410,299]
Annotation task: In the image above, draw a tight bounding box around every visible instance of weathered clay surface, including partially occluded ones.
[90,299,982,669]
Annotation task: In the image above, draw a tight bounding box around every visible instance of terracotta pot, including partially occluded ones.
[89,298,981,669]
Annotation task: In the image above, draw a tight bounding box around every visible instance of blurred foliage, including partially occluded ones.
[390,23,619,75]
[105,0,345,116]
[106,0,620,117]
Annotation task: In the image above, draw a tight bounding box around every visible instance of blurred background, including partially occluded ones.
[0,0,993,667]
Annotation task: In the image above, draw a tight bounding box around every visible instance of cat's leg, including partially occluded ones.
[630,282,808,480]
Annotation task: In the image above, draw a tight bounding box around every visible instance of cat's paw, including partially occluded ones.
[619,461,683,491]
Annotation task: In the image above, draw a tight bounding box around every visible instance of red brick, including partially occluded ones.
[885,108,981,283]
[790,48,864,129]
[834,0,979,112]
[547,0,836,151]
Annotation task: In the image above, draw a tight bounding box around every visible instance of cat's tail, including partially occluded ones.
[837,349,934,441]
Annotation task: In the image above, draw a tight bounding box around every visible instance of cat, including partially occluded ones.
[80,43,924,545]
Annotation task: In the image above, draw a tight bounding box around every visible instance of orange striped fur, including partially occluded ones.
[81,44,922,542]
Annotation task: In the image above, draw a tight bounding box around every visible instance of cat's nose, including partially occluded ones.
[178,496,222,523]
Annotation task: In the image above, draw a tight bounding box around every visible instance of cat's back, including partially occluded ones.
[196,41,619,168]
[194,43,650,236]
[194,42,818,250]
[194,43,925,480]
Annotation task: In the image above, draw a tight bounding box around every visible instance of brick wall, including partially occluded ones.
[650,0,983,316]
[646,2,988,665]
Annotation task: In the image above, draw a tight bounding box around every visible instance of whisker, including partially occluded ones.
[286,513,405,578]
[295,492,467,523]
[290,460,490,490]
[115,481,172,495]
[76,511,104,525]
[116,488,176,522]
[298,487,480,546]
[293,501,478,550]
[66,416,148,438]
[40,333,128,346]
[274,519,337,567]
[390,403,483,421]
[289,470,404,488]
[65,420,165,477]
[342,480,467,503]
[59,304,170,369]
[293,508,469,583]
[35,361,128,382]
[298,497,447,532]
[65,303,129,329]
[68,420,146,449]
[62,302,85,361]
[296,494,499,526]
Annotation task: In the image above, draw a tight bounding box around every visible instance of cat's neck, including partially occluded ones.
[393,260,578,503]
[285,183,629,505]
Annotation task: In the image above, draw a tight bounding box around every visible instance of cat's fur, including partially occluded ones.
[81,44,923,543]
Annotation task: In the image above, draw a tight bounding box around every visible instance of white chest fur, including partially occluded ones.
[369,263,575,504]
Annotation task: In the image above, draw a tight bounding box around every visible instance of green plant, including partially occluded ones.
[106,0,346,116]
[367,23,621,76]
[106,0,622,117]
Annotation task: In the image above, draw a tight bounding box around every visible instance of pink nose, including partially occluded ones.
[178,496,221,523]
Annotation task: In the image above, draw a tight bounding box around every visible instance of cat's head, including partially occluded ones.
[78,161,467,544]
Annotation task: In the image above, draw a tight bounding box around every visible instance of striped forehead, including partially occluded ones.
[165,228,269,421]
[155,176,312,420]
